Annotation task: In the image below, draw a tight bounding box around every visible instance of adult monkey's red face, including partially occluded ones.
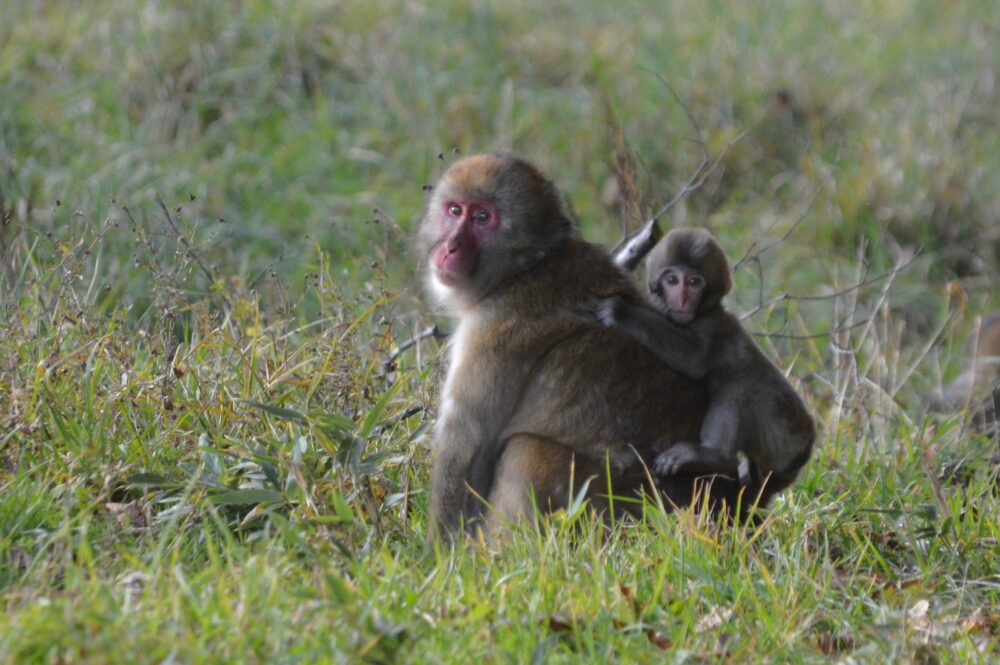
[430,198,501,286]
[419,152,572,311]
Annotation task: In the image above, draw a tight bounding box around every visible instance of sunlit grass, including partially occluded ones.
[1,0,998,661]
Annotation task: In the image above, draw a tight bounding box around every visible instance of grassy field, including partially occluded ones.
[1,0,998,661]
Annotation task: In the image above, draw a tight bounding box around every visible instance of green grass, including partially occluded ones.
[1,0,998,661]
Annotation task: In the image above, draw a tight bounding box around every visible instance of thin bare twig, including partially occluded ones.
[372,405,426,435]
[385,324,448,367]
[641,71,708,226]
[732,189,821,273]
[750,318,870,340]
[600,92,643,239]
[122,206,157,270]
[610,69,748,269]
[247,248,302,291]
[737,253,918,323]
[154,193,231,309]
[732,140,845,319]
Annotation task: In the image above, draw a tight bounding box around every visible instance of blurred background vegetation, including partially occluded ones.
[1,1,997,660]
[2,0,996,309]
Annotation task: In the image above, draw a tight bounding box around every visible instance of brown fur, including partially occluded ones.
[423,154,734,539]
[601,228,815,511]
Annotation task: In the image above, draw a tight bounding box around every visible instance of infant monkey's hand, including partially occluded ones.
[595,296,627,327]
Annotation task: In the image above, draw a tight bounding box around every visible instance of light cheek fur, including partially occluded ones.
[434,317,476,441]
[427,272,457,311]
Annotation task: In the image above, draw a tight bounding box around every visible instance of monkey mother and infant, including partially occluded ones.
[419,152,815,540]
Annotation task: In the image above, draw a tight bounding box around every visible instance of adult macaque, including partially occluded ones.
[418,153,736,539]
[932,310,1000,430]
[597,228,815,506]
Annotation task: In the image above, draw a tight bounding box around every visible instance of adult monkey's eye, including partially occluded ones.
[447,203,462,216]
[473,209,491,224]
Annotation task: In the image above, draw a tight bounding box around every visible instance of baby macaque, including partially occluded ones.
[598,228,815,507]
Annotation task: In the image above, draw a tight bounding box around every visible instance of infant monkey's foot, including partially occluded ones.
[654,442,701,476]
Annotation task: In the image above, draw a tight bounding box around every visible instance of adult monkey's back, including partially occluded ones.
[418,153,727,539]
